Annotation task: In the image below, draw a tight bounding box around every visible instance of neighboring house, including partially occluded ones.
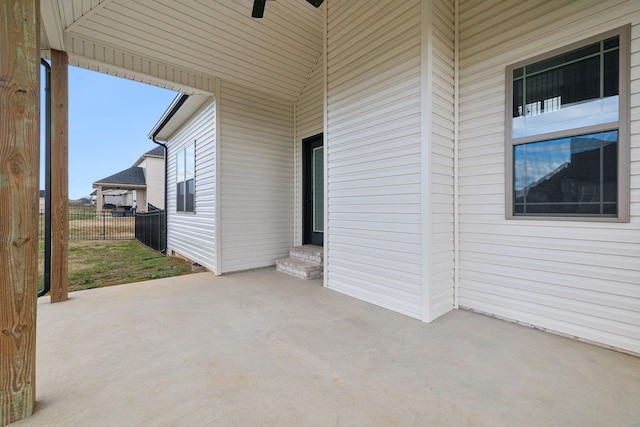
[40,190,90,210]
[132,145,166,211]
[93,188,135,208]
[70,197,92,206]
[39,0,639,356]
[92,146,165,212]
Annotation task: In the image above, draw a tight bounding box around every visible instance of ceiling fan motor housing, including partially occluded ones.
[252,0,324,19]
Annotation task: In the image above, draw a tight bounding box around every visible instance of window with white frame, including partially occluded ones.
[506,26,630,221]
[176,143,195,212]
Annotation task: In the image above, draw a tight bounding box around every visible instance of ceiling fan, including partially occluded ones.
[252,0,324,18]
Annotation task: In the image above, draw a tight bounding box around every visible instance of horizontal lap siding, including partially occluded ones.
[327,0,423,318]
[294,56,324,246]
[166,99,217,271]
[458,0,640,353]
[429,0,456,319]
[220,82,294,272]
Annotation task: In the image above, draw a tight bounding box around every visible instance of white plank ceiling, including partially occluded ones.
[41,0,324,99]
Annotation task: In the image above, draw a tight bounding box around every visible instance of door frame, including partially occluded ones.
[302,133,324,246]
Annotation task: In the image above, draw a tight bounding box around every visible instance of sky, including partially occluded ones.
[41,66,178,200]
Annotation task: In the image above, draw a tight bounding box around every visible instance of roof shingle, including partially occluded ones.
[93,166,146,186]
[144,146,164,157]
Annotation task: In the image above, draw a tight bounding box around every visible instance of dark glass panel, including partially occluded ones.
[604,50,619,97]
[513,67,523,79]
[523,67,561,111]
[603,36,619,50]
[522,56,600,111]
[561,56,600,105]
[185,179,195,212]
[514,203,525,214]
[513,131,617,216]
[177,182,185,212]
[526,42,600,74]
[524,204,598,215]
[573,203,601,215]
[602,140,618,202]
[513,79,523,118]
[603,203,617,215]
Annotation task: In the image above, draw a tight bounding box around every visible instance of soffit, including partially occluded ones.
[42,0,324,100]
[150,94,212,141]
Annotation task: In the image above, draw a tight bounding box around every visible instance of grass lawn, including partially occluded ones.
[39,240,195,293]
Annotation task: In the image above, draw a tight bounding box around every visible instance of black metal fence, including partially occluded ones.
[135,210,166,252]
[39,207,136,240]
[38,207,166,246]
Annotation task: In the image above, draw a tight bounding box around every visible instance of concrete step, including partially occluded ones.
[289,245,323,265]
[276,257,322,280]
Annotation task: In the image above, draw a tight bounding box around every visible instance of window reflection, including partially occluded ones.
[176,143,195,213]
[512,96,618,138]
[512,36,619,138]
[514,131,617,215]
[185,144,195,180]
[312,146,324,233]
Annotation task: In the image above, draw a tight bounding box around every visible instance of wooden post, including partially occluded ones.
[50,49,68,303]
[0,0,40,425]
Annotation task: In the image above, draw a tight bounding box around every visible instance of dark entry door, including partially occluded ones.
[303,134,324,246]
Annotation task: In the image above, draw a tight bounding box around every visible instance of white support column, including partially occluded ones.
[420,0,434,323]
[96,185,104,214]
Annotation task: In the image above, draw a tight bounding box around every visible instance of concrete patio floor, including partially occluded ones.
[13,268,640,426]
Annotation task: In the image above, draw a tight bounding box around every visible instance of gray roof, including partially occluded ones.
[144,146,164,157]
[93,166,146,187]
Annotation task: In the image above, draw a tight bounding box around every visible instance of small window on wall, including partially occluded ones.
[505,26,630,221]
[176,143,195,212]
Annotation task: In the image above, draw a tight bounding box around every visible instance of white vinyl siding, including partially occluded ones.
[166,99,217,272]
[326,0,424,318]
[428,0,456,320]
[458,0,640,354]
[144,156,165,210]
[294,54,324,246]
[219,82,294,272]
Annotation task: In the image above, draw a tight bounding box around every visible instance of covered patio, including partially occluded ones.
[2,1,639,424]
[13,270,640,426]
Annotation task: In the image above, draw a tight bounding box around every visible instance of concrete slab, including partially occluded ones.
[12,268,640,426]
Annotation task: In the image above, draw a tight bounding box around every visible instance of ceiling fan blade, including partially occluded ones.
[251,0,322,19]
[252,0,266,18]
